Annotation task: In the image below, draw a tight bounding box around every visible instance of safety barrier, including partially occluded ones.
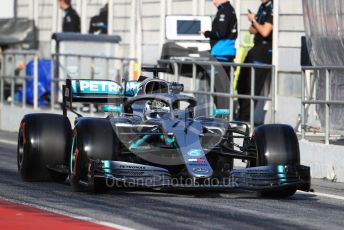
[158,59,276,131]
[301,66,344,144]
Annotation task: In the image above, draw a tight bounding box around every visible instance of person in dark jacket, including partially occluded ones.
[89,4,108,34]
[204,0,237,61]
[59,0,81,33]
[203,0,238,110]
[237,0,273,122]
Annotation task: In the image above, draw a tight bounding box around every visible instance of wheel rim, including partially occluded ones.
[70,136,76,175]
[17,129,25,170]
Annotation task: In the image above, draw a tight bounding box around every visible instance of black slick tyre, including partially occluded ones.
[17,114,71,182]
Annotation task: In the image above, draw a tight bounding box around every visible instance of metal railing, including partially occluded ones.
[51,53,137,110]
[301,66,344,145]
[0,50,137,113]
[0,50,39,109]
[158,59,276,131]
[52,53,137,81]
[1,51,275,131]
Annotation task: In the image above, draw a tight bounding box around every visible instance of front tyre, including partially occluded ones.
[251,124,300,198]
[69,118,119,193]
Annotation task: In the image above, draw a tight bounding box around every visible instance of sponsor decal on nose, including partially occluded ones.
[193,168,210,173]
[187,149,203,157]
[188,157,206,163]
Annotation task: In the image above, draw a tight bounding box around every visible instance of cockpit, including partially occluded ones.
[144,100,171,120]
[123,94,197,121]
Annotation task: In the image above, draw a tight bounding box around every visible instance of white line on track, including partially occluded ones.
[0,139,17,146]
[0,196,137,230]
[298,191,344,201]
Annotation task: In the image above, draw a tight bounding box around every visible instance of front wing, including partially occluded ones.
[85,160,311,192]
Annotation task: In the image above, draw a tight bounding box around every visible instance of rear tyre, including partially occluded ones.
[251,124,300,198]
[69,118,120,193]
[17,114,72,182]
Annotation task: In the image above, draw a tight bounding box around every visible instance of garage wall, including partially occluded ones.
[15,0,305,96]
[16,0,30,18]
[278,0,304,97]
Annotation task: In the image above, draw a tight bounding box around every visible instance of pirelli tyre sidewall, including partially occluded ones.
[17,114,72,182]
[252,124,300,198]
[69,118,118,193]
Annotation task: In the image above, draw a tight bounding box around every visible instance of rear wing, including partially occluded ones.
[63,79,126,116]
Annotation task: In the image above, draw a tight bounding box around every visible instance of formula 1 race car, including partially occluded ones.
[17,67,310,197]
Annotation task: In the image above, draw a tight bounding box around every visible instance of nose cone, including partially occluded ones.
[186,155,213,178]
[161,120,213,178]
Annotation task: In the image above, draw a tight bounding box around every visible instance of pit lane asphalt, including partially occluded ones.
[0,130,343,230]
